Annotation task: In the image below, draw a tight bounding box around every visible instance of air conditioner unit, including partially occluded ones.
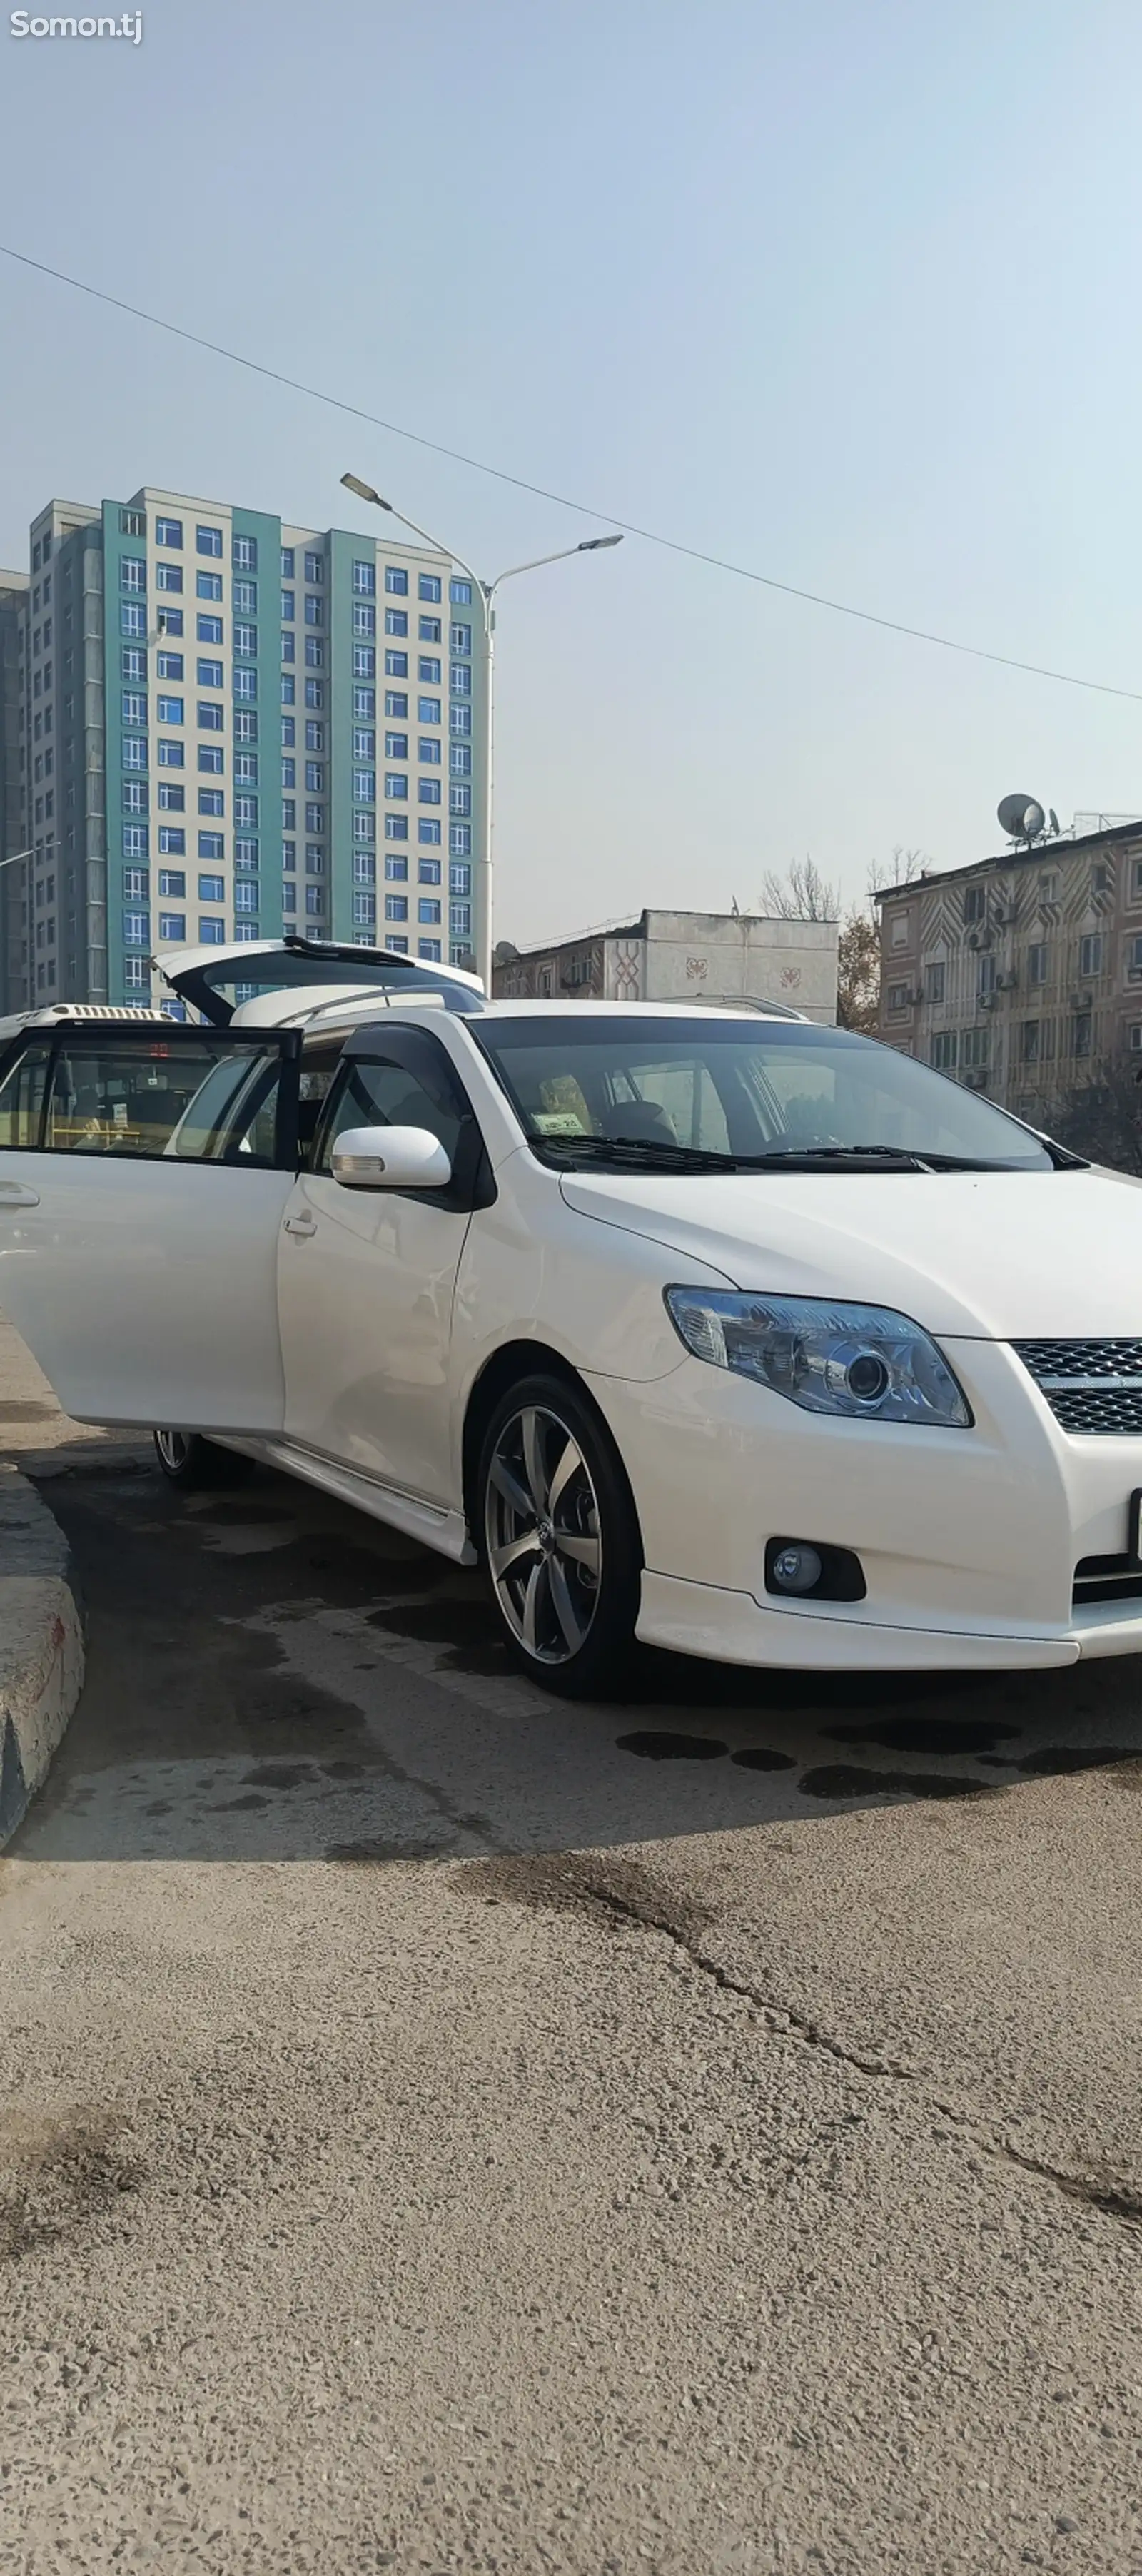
[996,971,1018,990]
[992,905,1018,926]
[966,930,983,950]
[963,1068,989,1090]
[909,986,926,1005]
[978,991,998,1010]
[1069,991,1093,1011]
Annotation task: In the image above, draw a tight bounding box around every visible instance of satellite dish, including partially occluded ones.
[997,794,1046,842]
[1049,808,1060,837]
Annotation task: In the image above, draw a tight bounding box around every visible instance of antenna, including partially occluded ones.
[997,794,1046,845]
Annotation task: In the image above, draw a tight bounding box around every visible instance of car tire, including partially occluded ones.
[477,1370,642,1698]
[152,1430,256,1490]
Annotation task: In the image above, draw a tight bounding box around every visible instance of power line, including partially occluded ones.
[3,238,1141,707]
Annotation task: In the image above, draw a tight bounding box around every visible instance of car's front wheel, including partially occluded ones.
[477,1373,642,1697]
[153,1430,255,1490]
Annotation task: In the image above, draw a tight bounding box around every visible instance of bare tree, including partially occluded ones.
[758,857,840,921]
[1033,1060,1142,1175]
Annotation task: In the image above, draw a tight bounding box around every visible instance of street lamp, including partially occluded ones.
[340,473,622,990]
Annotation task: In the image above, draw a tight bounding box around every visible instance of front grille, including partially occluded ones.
[1073,1554,1142,1608]
[1014,1340,1142,1435]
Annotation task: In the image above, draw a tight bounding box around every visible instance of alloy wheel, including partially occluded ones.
[485,1403,602,1665]
[155,1430,190,1473]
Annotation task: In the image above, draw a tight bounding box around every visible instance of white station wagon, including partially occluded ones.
[2,934,1142,1696]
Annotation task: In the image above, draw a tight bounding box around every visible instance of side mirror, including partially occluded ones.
[329,1123,453,1191]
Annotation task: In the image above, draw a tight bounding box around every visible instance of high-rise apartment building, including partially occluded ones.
[874,818,1142,1116]
[0,566,29,1006]
[1,486,483,1014]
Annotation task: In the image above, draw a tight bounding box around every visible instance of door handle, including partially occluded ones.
[0,1182,39,1207]
[283,1211,317,1238]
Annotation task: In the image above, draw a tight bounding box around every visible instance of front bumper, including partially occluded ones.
[587,1339,1142,1673]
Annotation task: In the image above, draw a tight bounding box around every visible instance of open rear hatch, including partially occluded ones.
[151,934,485,1028]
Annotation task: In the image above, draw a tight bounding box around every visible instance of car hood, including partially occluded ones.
[559,1163,1142,1338]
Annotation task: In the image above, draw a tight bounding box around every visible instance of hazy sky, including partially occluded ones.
[2,0,1141,946]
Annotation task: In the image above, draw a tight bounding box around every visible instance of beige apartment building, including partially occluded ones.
[493,908,839,1023]
[874,819,1142,1116]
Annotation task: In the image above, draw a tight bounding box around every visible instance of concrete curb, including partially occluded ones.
[0,1464,84,1849]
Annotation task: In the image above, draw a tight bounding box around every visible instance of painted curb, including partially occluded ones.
[0,1464,84,1849]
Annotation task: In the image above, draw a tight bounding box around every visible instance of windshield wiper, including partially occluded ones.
[530,1133,739,1171]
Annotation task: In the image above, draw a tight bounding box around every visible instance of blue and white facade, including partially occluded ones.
[6,486,482,1011]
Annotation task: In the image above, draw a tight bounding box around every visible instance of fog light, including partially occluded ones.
[770,1542,823,1595]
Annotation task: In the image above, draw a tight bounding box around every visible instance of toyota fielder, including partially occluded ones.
[1,938,1141,1696]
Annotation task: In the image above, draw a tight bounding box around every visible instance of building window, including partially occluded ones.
[353,769,376,802]
[305,638,325,670]
[353,688,378,721]
[385,566,408,595]
[451,704,472,737]
[305,802,324,832]
[353,559,376,596]
[197,658,223,689]
[234,710,258,744]
[960,888,984,928]
[418,819,442,847]
[305,885,324,919]
[1028,941,1048,986]
[418,939,442,961]
[234,881,258,914]
[931,1031,958,1071]
[158,607,184,636]
[450,663,471,697]
[122,911,149,945]
[156,652,184,682]
[354,602,377,638]
[352,892,376,927]
[199,789,225,817]
[418,858,442,886]
[419,778,442,806]
[157,831,186,859]
[419,737,441,766]
[385,854,409,882]
[977,954,996,998]
[121,556,147,594]
[198,916,226,944]
[158,911,186,941]
[385,817,409,843]
[233,534,257,572]
[233,668,257,703]
[1078,932,1103,976]
[886,982,909,1013]
[233,580,257,616]
[1131,1025,1142,1054]
[418,574,442,603]
[383,692,407,722]
[450,577,472,605]
[235,836,258,870]
[304,761,324,794]
[450,824,473,859]
[196,525,223,557]
[450,902,472,942]
[282,880,297,912]
[450,623,473,656]
[123,957,148,991]
[923,959,944,1003]
[236,752,258,784]
[234,795,258,828]
[158,741,185,768]
[158,784,185,813]
[385,773,408,801]
[1091,862,1112,895]
[419,657,442,685]
[156,693,184,724]
[198,708,224,739]
[1073,1010,1093,1058]
[233,623,257,658]
[155,562,183,594]
[450,784,472,817]
[198,872,225,901]
[305,844,324,875]
[121,602,146,638]
[282,799,296,829]
[120,508,146,538]
[385,895,408,922]
[197,571,223,602]
[122,647,147,682]
[304,595,324,629]
[281,675,295,704]
[1021,1021,1041,1063]
[385,651,408,680]
[155,516,183,548]
[158,866,186,893]
[303,550,323,584]
[282,757,296,789]
[418,616,442,645]
[198,833,225,862]
[451,745,473,778]
[281,547,294,578]
[122,867,148,900]
[418,697,441,726]
[960,1028,989,1070]
[353,852,376,885]
[121,691,146,727]
[450,862,472,897]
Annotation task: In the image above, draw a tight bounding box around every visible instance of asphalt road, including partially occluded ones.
[3,1334,1142,2574]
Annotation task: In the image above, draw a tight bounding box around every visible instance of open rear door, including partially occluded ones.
[0,1021,300,1432]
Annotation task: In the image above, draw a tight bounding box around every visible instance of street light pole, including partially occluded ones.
[340,473,622,992]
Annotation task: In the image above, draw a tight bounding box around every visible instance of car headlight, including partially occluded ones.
[664,1288,972,1428]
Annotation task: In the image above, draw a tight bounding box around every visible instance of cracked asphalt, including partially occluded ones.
[3,1328,1142,2574]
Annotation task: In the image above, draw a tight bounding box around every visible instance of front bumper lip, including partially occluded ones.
[636,1570,1142,1671]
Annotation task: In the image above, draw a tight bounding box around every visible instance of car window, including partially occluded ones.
[317,1051,465,1170]
[610,1056,732,1153]
[39,1037,286,1162]
[0,1040,52,1148]
[297,1047,343,1166]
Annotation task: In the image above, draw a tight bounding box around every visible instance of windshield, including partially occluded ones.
[473,1015,1059,1172]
